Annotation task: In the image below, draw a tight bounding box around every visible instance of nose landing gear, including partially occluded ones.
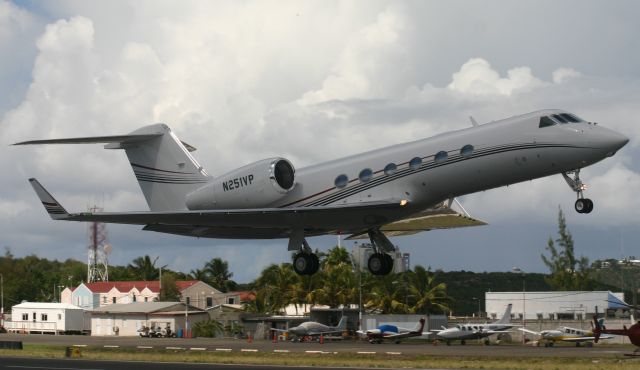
[562,169,593,214]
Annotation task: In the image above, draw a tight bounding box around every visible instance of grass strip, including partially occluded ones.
[1,344,639,369]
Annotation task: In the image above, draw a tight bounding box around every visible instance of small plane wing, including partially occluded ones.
[519,328,541,336]
[28,178,410,238]
[346,199,486,239]
[561,334,614,342]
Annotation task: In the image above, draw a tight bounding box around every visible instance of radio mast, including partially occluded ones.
[87,206,111,282]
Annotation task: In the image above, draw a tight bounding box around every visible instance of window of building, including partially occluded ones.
[58,314,62,320]
[186,297,191,305]
[41,313,48,321]
[334,174,348,188]
[434,151,448,163]
[22,313,28,321]
[132,295,137,302]
[32,312,36,322]
[539,116,556,128]
[144,297,148,302]
[358,168,373,183]
[102,296,107,304]
[206,297,213,307]
[409,157,422,170]
[112,297,116,304]
[227,297,236,305]
[383,163,397,175]
[460,144,474,158]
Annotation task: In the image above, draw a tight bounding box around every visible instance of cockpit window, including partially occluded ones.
[560,113,581,123]
[539,116,556,128]
[552,114,569,123]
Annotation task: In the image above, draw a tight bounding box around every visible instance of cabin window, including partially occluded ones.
[359,168,373,183]
[539,116,556,128]
[552,114,569,123]
[384,163,397,176]
[409,157,422,170]
[460,144,474,158]
[434,151,448,163]
[334,174,349,188]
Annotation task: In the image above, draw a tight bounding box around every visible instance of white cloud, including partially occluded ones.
[0,1,638,281]
[447,58,544,96]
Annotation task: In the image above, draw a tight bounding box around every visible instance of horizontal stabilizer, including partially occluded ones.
[28,178,69,220]
[13,133,162,146]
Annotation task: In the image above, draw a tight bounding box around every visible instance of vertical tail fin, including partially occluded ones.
[336,316,348,330]
[106,124,209,211]
[413,318,426,333]
[495,303,513,324]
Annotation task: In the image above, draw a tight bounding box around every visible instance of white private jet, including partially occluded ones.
[357,318,427,344]
[434,304,517,345]
[519,326,614,347]
[270,317,347,341]
[14,110,628,275]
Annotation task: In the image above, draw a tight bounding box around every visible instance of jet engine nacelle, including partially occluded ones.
[185,157,295,210]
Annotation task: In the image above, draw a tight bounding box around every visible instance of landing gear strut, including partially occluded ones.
[562,169,593,214]
[289,232,319,275]
[366,230,395,275]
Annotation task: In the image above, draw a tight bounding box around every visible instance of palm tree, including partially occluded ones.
[407,265,450,314]
[127,255,164,280]
[365,273,408,314]
[204,258,235,292]
[189,267,209,282]
[254,263,299,314]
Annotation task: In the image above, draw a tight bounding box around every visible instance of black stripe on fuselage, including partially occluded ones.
[286,143,590,207]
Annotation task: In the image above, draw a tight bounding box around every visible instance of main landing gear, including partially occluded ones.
[289,231,319,276]
[366,229,395,276]
[562,169,594,214]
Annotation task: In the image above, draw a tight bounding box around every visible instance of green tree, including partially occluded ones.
[192,319,223,337]
[253,263,299,314]
[160,272,181,301]
[204,258,236,292]
[127,255,163,280]
[541,207,593,290]
[407,265,450,314]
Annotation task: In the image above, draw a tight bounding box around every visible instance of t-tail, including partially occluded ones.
[494,303,513,325]
[14,124,210,211]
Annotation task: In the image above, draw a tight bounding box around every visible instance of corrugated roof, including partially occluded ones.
[91,302,189,314]
[12,302,85,310]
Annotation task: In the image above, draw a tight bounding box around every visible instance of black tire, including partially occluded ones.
[382,253,394,275]
[368,253,385,275]
[461,340,466,345]
[309,253,320,274]
[575,198,586,213]
[584,198,593,213]
[293,253,310,275]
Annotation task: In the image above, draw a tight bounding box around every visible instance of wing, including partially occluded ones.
[28,178,409,238]
[346,199,486,239]
[518,328,542,336]
[562,334,615,342]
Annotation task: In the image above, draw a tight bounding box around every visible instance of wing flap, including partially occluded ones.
[346,200,487,239]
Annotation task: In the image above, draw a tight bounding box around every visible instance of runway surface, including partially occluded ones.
[0,333,635,358]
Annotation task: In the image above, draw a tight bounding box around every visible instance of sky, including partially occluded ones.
[1,0,638,284]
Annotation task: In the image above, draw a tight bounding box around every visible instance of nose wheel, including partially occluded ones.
[562,169,594,214]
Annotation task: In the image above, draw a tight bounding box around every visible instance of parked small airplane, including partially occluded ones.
[357,318,427,344]
[519,326,614,347]
[594,314,640,355]
[434,304,516,345]
[270,317,347,341]
[14,110,628,276]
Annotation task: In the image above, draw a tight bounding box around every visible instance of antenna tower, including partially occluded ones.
[87,206,111,282]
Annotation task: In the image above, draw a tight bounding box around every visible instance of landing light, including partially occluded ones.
[400,199,408,206]
[580,184,588,191]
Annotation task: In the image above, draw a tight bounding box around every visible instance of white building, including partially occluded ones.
[90,302,208,337]
[5,302,90,334]
[485,291,628,321]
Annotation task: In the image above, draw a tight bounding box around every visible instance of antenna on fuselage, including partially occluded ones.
[469,116,479,127]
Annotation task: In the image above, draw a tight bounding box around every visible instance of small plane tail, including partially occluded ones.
[15,124,210,211]
[413,318,426,333]
[336,316,348,331]
[495,303,513,325]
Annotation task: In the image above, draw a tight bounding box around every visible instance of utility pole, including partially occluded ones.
[1,273,4,328]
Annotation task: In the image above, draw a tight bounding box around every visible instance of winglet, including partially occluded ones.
[28,178,70,220]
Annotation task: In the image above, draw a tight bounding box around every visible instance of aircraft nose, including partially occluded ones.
[596,127,629,156]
